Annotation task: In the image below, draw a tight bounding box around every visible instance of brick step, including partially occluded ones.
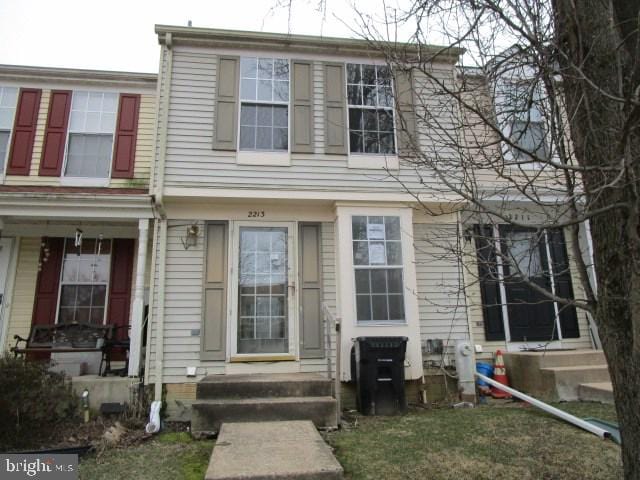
[579,382,614,404]
[196,373,333,400]
[191,396,338,434]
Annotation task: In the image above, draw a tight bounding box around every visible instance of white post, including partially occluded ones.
[128,218,149,377]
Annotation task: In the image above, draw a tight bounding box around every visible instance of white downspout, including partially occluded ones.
[154,32,173,213]
[128,218,149,377]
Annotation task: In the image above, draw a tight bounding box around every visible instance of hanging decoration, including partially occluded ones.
[38,237,51,272]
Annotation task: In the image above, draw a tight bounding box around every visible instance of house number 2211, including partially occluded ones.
[248,210,265,218]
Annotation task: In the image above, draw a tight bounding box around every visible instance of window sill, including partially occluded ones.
[60,177,110,187]
[237,151,291,167]
[348,154,399,170]
[356,321,408,327]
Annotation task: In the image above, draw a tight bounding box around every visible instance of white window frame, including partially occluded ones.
[55,237,112,326]
[237,57,291,167]
[227,220,298,360]
[345,63,399,170]
[351,215,407,325]
[60,90,118,187]
[0,86,19,179]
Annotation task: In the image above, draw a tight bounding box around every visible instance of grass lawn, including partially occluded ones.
[78,401,621,480]
[78,432,214,480]
[327,401,622,480]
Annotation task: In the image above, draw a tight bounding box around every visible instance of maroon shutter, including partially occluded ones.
[111,94,140,179]
[106,239,134,359]
[39,90,72,176]
[6,88,41,175]
[30,237,65,361]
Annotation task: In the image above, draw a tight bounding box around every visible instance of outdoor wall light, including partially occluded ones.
[182,224,199,250]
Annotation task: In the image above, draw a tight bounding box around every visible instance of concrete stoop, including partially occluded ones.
[502,350,612,402]
[579,382,614,404]
[205,421,343,480]
[191,374,337,435]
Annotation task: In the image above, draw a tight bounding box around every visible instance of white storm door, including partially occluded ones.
[230,222,297,357]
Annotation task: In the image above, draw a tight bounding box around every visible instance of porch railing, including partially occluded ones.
[322,302,341,428]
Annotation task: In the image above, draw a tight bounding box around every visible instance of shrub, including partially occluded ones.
[0,354,79,450]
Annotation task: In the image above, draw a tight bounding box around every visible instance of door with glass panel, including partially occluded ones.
[234,224,295,356]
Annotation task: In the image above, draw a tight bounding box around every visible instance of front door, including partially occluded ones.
[501,227,558,342]
[231,223,296,358]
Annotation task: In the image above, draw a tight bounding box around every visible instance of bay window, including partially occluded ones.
[352,215,405,322]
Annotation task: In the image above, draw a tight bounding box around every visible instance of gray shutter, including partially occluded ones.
[323,63,347,155]
[299,223,324,358]
[213,56,239,151]
[291,60,314,153]
[201,222,229,360]
[394,68,417,157]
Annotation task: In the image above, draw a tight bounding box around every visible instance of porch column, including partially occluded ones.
[128,218,149,377]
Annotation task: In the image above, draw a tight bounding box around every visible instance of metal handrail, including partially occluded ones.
[322,302,341,427]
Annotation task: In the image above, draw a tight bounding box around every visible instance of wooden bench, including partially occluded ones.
[11,322,122,376]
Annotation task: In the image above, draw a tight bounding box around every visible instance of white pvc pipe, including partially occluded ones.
[475,372,609,439]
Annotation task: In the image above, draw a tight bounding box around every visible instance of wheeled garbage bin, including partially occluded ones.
[353,336,408,415]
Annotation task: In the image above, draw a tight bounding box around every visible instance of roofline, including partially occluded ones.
[155,25,464,63]
[0,64,157,87]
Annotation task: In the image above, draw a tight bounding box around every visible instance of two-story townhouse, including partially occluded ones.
[0,65,157,388]
[147,26,476,421]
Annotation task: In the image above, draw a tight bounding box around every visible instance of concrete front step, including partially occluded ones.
[540,364,611,401]
[503,349,606,371]
[205,421,343,480]
[579,382,614,404]
[197,373,333,400]
[192,396,338,434]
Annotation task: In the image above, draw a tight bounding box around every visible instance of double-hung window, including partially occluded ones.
[347,64,395,155]
[65,91,118,178]
[58,238,111,324]
[0,86,18,171]
[505,81,549,162]
[352,216,405,322]
[239,57,289,151]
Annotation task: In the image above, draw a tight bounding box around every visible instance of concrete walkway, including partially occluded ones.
[205,421,343,480]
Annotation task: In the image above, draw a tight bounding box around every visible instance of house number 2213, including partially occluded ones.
[248,210,265,218]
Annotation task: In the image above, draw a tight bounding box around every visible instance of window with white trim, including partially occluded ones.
[58,238,111,324]
[504,81,549,162]
[352,215,405,322]
[346,64,395,155]
[239,57,289,151]
[0,86,18,171]
[64,91,117,178]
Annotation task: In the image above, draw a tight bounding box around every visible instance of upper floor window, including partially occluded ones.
[64,91,118,178]
[346,64,395,155]
[352,215,405,323]
[0,86,18,171]
[239,57,289,152]
[503,80,549,162]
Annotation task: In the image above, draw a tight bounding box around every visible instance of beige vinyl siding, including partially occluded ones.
[468,226,593,362]
[161,46,462,195]
[148,220,337,383]
[413,223,470,362]
[4,238,39,349]
[5,91,155,189]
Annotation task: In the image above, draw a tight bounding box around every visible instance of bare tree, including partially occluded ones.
[344,0,639,477]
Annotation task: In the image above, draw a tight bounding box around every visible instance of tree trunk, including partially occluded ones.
[554,0,640,477]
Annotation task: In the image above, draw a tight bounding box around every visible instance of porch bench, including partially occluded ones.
[11,322,119,376]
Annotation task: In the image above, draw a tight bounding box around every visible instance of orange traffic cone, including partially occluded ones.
[491,350,512,399]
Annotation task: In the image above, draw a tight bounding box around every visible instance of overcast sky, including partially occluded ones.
[0,0,423,74]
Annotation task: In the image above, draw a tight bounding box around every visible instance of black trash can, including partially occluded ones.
[353,336,408,415]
